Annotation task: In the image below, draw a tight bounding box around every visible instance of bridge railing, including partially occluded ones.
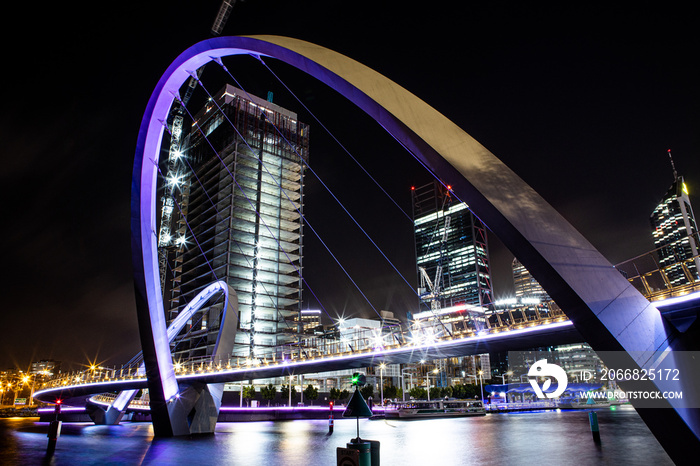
[615,231,700,302]
[38,304,570,392]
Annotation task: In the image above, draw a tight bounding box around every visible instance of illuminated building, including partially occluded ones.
[160,84,309,360]
[411,181,493,334]
[512,257,550,302]
[30,360,60,377]
[650,176,700,287]
[298,310,322,333]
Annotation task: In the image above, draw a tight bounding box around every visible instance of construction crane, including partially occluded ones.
[417,191,454,337]
[157,0,237,290]
[418,215,451,313]
[211,0,236,36]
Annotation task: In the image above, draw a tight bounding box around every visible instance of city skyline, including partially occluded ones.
[3,1,699,370]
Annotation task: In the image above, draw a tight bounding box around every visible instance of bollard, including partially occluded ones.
[47,401,62,453]
[588,411,601,443]
[347,438,371,466]
[329,401,334,434]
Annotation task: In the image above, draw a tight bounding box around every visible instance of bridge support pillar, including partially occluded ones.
[165,382,225,435]
[86,401,131,425]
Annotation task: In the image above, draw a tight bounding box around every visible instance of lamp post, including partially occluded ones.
[22,375,35,407]
[426,372,431,402]
[426,368,438,402]
[378,363,386,406]
[500,371,513,404]
[400,369,414,402]
[478,370,485,402]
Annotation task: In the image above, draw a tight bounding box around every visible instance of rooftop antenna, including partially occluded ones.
[667,149,678,181]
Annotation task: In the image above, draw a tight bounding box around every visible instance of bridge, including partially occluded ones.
[33,286,699,405]
[34,35,700,464]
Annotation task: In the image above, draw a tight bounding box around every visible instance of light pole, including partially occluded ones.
[478,370,485,402]
[500,371,513,404]
[22,375,35,407]
[500,371,513,385]
[426,368,439,402]
[426,372,430,402]
[400,369,414,402]
[379,363,386,406]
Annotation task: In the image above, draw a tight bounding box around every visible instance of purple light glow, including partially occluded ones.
[654,290,700,307]
[219,406,385,413]
[38,407,86,413]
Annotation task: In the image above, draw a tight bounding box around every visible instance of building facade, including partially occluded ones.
[411,181,493,333]
[650,176,700,287]
[159,84,309,360]
[512,257,551,302]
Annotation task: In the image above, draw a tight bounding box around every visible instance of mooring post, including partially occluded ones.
[47,401,62,453]
[589,411,601,443]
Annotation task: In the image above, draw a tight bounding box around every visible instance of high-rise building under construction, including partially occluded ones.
[158,84,308,360]
[411,181,493,314]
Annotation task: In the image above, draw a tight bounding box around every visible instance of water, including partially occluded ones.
[1,406,674,465]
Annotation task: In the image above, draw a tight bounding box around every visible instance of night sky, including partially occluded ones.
[3,1,698,371]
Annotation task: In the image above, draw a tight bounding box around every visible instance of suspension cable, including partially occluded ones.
[211,59,421,313]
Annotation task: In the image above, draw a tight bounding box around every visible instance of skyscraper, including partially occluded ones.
[411,181,493,320]
[160,84,309,360]
[650,176,699,287]
[512,257,550,302]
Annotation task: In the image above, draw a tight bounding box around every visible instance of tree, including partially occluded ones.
[242,385,256,406]
[360,384,374,400]
[339,389,350,401]
[409,387,427,400]
[429,386,442,400]
[329,387,341,401]
[280,384,297,405]
[384,385,398,400]
[261,383,277,407]
[303,384,319,405]
[459,383,478,399]
[442,386,453,398]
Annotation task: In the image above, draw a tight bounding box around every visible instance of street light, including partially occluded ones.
[426,368,439,402]
[500,371,513,385]
[400,368,414,402]
[478,370,485,402]
[378,363,386,405]
[500,371,513,404]
[21,374,36,407]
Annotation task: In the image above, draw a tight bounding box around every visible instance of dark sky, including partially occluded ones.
[2,1,698,371]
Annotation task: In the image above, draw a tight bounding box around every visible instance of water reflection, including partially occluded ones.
[1,406,673,465]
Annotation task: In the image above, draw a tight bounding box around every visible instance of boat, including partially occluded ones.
[384,399,486,419]
[557,397,610,409]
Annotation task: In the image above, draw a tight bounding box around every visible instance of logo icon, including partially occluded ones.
[527,359,568,398]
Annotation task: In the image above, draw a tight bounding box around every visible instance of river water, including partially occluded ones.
[0,405,675,465]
